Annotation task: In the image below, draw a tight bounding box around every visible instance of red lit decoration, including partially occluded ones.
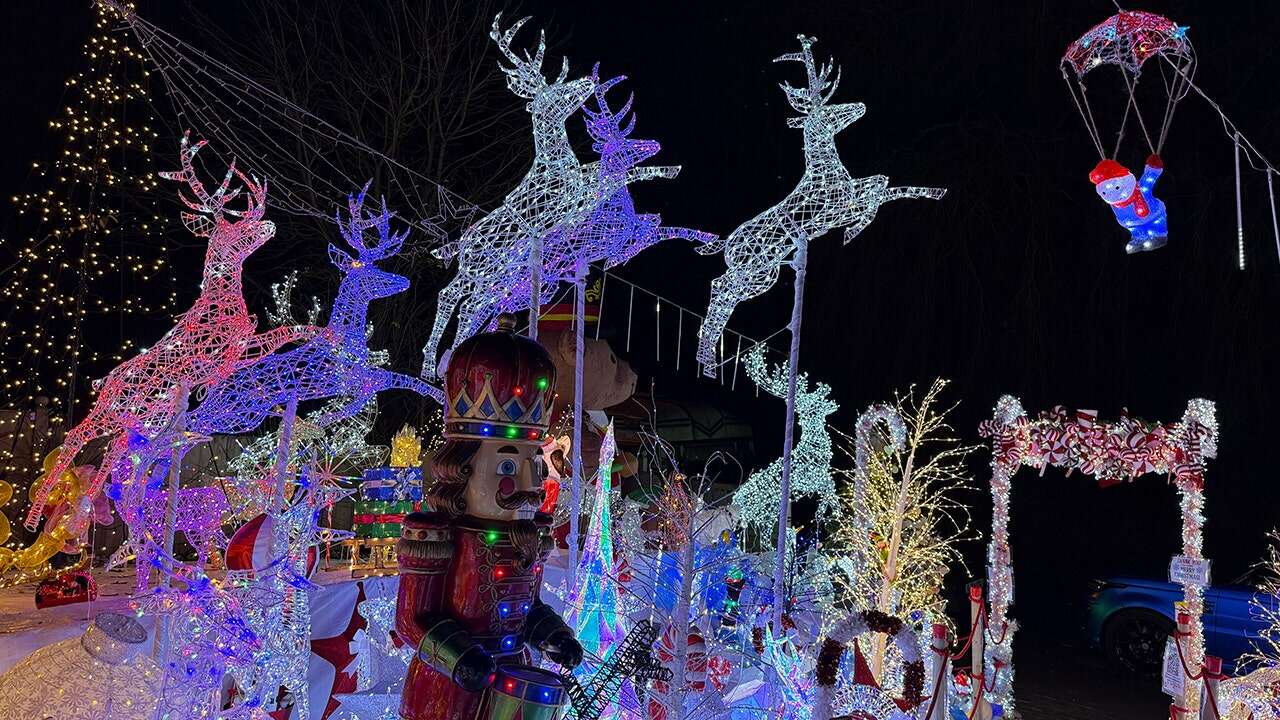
[34,570,97,609]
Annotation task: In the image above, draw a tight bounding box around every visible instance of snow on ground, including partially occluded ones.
[0,568,140,674]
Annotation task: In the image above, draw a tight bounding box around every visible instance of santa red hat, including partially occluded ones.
[1089,159,1131,185]
[226,513,318,578]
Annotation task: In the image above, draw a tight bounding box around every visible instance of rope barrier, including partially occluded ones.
[922,644,950,720]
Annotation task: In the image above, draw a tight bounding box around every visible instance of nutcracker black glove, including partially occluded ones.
[542,629,583,669]
[452,645,496,692]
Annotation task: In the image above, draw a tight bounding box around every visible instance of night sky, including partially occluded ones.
[3,0,1279,664]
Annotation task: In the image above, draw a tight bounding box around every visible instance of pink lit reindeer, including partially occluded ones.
[26,133,316,529]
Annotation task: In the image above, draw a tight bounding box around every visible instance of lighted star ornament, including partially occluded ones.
[696,36,944,376]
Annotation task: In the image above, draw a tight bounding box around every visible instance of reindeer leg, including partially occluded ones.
[312,393,372,428]
[378,369,444,403]
[698,273,739,378]
[25,423,96,529]
[456,291,499,349]
[423,277,467,379]
[239,325,321,364]
[883,185,947,202]
[134,541,151,595]
[624,165,681,184]
[698,256,783,377]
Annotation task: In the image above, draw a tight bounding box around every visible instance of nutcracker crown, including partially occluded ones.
[443,313,557,443]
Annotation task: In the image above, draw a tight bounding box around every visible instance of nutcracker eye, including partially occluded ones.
[497,459,518,476]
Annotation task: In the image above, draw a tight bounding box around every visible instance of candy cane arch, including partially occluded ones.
[978,395,1217,715]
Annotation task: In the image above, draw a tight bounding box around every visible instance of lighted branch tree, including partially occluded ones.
[0,1,175,538]
[1212,531,1280,719]
[831,379,977,679]
[694,35,944,632]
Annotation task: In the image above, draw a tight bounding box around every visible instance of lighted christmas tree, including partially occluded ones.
[0,1,173,541]
[567,421,623,659]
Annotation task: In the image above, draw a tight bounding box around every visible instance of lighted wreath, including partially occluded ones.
[814,610,925,720]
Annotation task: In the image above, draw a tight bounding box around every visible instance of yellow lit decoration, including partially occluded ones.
[0,1,175,543]
[389,424,422,468]
[0,450,101,587]
[0,477,11,546]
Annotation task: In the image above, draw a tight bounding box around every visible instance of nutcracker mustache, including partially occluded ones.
[495,489,544,510]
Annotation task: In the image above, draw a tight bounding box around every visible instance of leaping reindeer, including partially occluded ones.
[26,134,317,529]
[189,186,441,437]
[501,67,718,314]
[696,36,945,377]
[421,14,595,377]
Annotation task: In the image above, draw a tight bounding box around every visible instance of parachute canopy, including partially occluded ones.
[1061,10,1195,159]
[1063,10,1193,77]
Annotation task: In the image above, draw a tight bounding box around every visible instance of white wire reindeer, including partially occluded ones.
[421,14,594,377]
[696,36,945,377]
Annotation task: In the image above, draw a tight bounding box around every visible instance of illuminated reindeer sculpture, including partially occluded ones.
[421,14,595,376]
[26,133,315,528]
[501,67,718,313]
[189,186,441,437]
[696,36,945,376]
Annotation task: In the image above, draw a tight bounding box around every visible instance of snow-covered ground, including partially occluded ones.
[0,568,140,674]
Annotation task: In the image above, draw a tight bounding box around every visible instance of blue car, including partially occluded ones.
[1086,571,1277,676]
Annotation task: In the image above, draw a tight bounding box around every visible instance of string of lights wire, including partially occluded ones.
[100,0,481,240]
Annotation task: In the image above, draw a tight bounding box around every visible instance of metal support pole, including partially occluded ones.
[771,241,807,633]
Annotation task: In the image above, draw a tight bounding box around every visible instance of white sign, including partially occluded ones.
[1169,555,1211,587]
[1162,638,1185,698]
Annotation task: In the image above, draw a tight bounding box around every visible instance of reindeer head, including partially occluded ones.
[160,131,274,262]
[583,65,662,177]
[329,183,411,302]
[491,14,593,123]
[774,36,864,137]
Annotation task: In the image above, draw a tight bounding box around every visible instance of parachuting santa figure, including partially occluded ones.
[396,313,583,720]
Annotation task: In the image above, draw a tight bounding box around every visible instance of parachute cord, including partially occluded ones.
[1117,66,1155,157]
[1156,55,1193,153]
[1063,70,1106,158]
[1158,53,1277,175]
[1267,170,1280,267]
[1235,134,1246,270]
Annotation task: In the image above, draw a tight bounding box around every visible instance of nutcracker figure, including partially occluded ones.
[397,313,583,720]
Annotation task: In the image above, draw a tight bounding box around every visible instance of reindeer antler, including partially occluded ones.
[490,13,569,100]
[583,63,635,143]
[159,131,266,236]
[335,181,408,263]
[773,35,842,115]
